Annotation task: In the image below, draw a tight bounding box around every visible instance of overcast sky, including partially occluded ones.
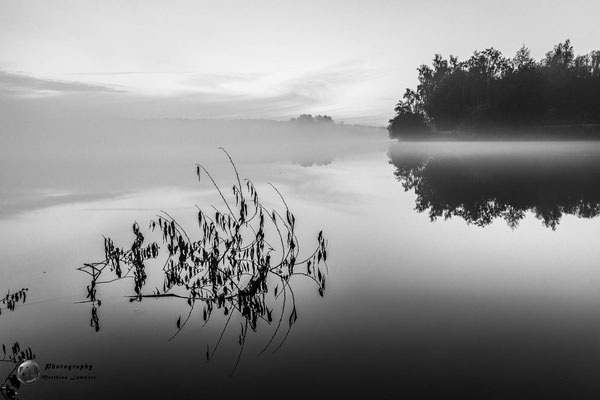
[1,0,599,126]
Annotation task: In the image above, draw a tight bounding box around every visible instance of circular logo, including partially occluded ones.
[16,360,41,384]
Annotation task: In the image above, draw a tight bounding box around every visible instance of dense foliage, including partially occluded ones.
[389,40,600,137]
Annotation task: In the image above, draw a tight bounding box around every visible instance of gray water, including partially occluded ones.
[2,120,600,399]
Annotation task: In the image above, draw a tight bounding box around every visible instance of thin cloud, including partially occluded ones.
[0,71,122,97]
[0,63,384,125]
[286,65,374,102]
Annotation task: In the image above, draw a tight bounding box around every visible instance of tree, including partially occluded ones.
[290,114,335,124]
[390,39,600,135]
[314,115,334,123]
[511,45,537,72]
[543,39,575,70]
[388,87,430,138]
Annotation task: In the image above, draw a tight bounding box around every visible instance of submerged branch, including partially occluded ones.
[77,151,329,370]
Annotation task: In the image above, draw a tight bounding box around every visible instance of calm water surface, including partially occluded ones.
[2,127,600,399]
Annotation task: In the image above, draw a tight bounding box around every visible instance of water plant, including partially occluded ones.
[0,290,28,317]
[0,341,36,400]
[78,149,328,373]
[0,289,35,400]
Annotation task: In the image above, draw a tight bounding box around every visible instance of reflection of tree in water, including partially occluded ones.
[389,145,600,229]
[78,150,328,373]
[297,159,333,168]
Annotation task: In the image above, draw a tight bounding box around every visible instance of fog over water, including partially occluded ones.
[2,1,600,397]
[1,119,600,398]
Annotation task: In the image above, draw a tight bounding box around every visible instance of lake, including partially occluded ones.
[2,121,600,399]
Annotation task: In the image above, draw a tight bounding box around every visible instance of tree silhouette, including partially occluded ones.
[389,40,600,137]
[290,114,334,124]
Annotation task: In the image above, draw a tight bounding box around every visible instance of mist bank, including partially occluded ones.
[391,124,600,141]
[0,117,386,169]
[0,117,387,216]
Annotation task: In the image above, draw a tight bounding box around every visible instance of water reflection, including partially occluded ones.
[388,141,600,229]
[4,131,600,398]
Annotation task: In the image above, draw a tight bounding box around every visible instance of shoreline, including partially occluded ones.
[392,124,600,141]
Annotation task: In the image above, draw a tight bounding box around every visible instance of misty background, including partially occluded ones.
[2,1,600,399]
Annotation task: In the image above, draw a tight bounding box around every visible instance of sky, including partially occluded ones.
[1,0,599,126]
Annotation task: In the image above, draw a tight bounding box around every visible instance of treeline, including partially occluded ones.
[290,114,334,124]
[389,40,600,137]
